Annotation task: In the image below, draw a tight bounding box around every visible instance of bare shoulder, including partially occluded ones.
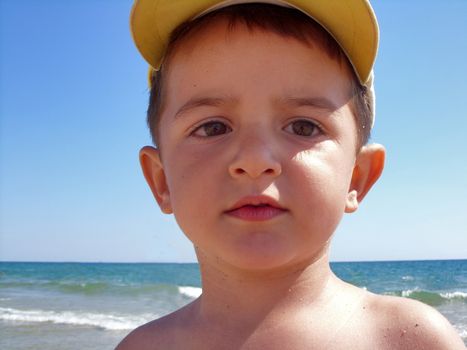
[366,292,465,349]
[115,302,195,350]
[114,315,174,350]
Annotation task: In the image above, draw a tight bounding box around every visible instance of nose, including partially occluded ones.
[228,132,282,180]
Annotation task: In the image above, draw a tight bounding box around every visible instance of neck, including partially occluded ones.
[193,249,338,329]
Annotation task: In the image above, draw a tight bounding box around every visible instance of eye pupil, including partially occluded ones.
[204,121,228,136]
[292,120,315,136]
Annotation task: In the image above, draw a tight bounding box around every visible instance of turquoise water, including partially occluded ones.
[1,260,466,349]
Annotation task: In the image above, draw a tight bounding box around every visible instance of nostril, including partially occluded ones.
[233,168,280,177]
[228,155,282,179]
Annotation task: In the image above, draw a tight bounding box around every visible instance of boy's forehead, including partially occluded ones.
[167,18,351,83]
[163,22,355,123]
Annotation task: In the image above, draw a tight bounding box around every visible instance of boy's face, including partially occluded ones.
[141,19,384,271]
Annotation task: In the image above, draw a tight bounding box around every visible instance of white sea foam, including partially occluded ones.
[0,307,154,330]
[440,291,467,300]
[454,324,467,340]
[401,288,418,297]
[178,286,202,299]
[401,275,414,281]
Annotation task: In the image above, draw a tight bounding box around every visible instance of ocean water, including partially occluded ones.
[0,260,465,349]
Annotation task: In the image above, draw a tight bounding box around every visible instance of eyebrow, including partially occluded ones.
[173,95,338,119]
[279,96,339,112]
[174,96,237,119]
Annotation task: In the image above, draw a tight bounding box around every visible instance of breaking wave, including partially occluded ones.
[0,307,155,330]
[388,289,467,306]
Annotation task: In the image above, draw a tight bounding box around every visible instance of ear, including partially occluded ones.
[345,144,385,213]
[139,146,173,214]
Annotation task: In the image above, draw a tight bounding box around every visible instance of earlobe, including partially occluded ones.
[139,146,173,214]
[345,144,385,213]
[345,190,359,213]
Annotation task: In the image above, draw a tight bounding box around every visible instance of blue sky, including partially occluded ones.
[1,0,466,263]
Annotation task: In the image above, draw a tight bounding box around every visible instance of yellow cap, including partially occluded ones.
[130,0,379,85]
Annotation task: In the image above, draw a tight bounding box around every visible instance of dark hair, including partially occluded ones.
[147,3,372,150]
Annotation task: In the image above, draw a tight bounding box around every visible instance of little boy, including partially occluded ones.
[118,1,465,349]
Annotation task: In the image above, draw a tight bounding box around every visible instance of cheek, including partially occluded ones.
[163,147,225,232]
[165,157,208,208]
[292,147,353,191]
[165,167,208,242]
[287,150,353,226]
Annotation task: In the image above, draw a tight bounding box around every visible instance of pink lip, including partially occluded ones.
[225,195,287,221]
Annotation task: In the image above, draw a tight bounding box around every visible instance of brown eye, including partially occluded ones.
[192,121,232,137]
[285,120,319,137]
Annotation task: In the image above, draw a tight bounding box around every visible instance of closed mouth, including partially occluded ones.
[225,195,287,221]
[226,195,285,212]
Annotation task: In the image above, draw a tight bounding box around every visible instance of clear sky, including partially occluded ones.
[1,0,466,263]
